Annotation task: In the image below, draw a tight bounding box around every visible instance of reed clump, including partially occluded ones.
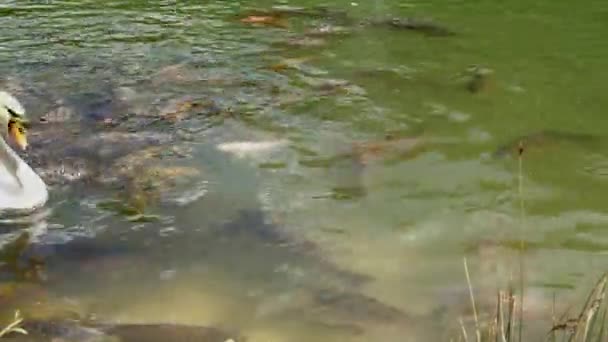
[457,268,608,342]
[456,141,608,342]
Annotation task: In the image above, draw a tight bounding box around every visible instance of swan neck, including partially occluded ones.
[0,135,21,180]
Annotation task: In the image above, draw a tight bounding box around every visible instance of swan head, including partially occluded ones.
[0,91,29,150]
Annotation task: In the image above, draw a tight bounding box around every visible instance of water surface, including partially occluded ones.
[1,0,608,340]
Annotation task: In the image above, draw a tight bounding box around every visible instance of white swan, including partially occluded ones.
[0,91,48,212]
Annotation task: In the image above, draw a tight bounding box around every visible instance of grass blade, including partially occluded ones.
[464,257,481,342]
[460,317,470,342]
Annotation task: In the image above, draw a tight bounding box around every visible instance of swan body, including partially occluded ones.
[0,91,48,212]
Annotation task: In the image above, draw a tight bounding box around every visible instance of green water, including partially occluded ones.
[1,0,608,340]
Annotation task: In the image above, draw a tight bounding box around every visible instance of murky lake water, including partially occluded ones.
[1,0,608,341]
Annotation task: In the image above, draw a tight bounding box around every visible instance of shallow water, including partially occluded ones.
[1,0,608,340]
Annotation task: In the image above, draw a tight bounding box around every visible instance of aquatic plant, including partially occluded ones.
[0,310,27,338]
[456,142,608,342]
[547,273,608,342]
[458,267,608,341]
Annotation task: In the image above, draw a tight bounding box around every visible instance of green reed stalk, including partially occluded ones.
[517,141,525,342]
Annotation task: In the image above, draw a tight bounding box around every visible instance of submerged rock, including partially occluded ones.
[15,82,202,186]
[2,87,208,224]
[23,127,176,187]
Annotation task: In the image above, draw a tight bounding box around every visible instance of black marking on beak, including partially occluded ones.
[6,106,21,119]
